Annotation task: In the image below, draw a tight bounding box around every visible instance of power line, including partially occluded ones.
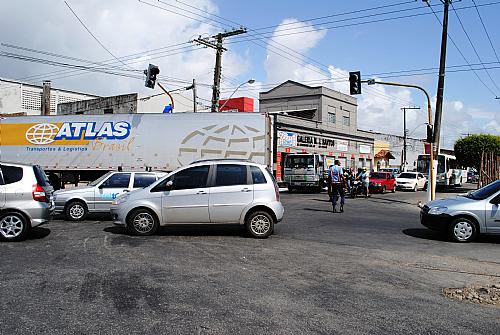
[64,1,133,71]
[450,2,500,94]
[425,1,498,97]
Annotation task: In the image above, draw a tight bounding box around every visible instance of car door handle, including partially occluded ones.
[196,190,207,195]
[241,188,252,192]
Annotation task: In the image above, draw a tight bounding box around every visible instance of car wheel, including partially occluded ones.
[449,218,477,243]
[413,184,418,192]
[392,184,396,193]
[127,209,159,236]
[423,182,428,191]
[246,210,274,239]
[65,200,88,221]
[382,186,386,194]
[0,212,29,241]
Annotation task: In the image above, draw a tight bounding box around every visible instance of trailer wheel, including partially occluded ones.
[65,200,88,221]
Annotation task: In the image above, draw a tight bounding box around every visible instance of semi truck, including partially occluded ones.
[0,113,272,186]
[283,153,332,192]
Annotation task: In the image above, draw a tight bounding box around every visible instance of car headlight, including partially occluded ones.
[428,206,448,215]
[112,194,130,206]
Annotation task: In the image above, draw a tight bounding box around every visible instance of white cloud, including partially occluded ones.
[0,0,249,110]
[265,19,327,84]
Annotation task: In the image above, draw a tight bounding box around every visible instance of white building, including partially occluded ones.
[0,78,98,116]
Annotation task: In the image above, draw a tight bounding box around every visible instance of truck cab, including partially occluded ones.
[283,153,327,192]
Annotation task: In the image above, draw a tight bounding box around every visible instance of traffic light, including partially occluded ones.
[349,71,361,95]
[426,124,433,143]
[144,64,160,89]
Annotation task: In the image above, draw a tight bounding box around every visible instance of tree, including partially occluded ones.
[454,134,500,170]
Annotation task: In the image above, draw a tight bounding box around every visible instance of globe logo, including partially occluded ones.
[25,123,60,145]
[177,123,266,165]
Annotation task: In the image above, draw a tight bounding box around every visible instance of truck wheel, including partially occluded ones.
[0,212,29,241]
[127,209,159,236]
[66,201,88,221]
[246,211,274,238]
[449,218,477,243]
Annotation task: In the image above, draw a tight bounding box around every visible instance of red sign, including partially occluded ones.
[351,154,355,159]
[340,152,345,157]
[276,152,282,180]
[360,154,364,158]
[328,151,333,156]
[302,149,307,153]
[285,147,291,153]
[424,143,431,154]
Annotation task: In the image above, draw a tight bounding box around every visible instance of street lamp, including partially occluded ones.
[218,79,255,111]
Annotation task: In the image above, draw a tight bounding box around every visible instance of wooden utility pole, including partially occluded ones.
[192,79,197,113]
[193,28,247,112]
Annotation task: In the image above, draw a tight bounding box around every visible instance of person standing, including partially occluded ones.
[360,167,370,198]
[329,160,345,213]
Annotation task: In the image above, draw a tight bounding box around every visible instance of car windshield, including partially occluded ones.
[466,180,500,200]
[370,173,387,179]
[398,173,416,179]
[89,171,113,186]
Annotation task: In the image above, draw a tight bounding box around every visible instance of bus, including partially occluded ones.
[416,153,468,187]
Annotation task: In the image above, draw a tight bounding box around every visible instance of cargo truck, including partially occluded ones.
[0,113,272,187]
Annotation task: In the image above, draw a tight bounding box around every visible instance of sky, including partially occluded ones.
[1,0,499,149]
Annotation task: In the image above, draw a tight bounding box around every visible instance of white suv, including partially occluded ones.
[111,160,284,238]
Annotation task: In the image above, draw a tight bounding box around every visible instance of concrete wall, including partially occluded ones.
[57,93,137,115]
[0,78,97,116]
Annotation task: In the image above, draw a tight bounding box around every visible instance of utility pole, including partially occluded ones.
[192,79,197,113]
[193,28,247,112]
[42,80,51,115]
[427,0,451,157]
[401,106,420,171]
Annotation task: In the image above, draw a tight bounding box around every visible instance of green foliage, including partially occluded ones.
[454,134,500,170]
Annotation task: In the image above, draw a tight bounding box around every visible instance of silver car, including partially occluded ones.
[110,160,284,238]
[54,171,165,221]
[0,162,54,241]
[420,180,500,242]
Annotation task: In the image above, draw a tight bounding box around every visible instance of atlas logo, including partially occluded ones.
[25,122,131,145]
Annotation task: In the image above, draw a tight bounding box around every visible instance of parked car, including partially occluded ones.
[110,160,284,238]
[54,171,165,221]
[379,168,400,178]
[420,180,500,242]
[369,172,396,194]
[396,172,427,191]
[0,162,54,241]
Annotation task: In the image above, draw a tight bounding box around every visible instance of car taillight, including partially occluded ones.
[32,184,46,202]
[274,182,280,201]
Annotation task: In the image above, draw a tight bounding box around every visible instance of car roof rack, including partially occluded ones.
[190,158,253,164]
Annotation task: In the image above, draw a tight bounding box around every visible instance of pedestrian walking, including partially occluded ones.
[329,160,345,213]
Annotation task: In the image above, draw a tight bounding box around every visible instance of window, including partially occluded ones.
[172,165,209,190]
[133,173,157,188]
[328,112,336,123]
[343,115,350,126]
[215,164,247,187]
[101,173,131,188]
[0,165,23,184]
[33,166,50,186]
[250,166,267,184]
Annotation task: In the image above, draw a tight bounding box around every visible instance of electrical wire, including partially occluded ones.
[450,2,500,93]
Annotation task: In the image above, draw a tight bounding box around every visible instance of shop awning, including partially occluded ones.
[375,149,395,159]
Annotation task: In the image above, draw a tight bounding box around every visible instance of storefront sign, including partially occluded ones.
[296,134,335,149]
[336,139,348,152]
[359,144,371,154]
[277,131,297,147]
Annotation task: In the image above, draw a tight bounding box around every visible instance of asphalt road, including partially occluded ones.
[1,184,499,334]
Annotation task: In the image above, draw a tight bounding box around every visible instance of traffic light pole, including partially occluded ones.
[365,80,436,201]
[156,82,175,111]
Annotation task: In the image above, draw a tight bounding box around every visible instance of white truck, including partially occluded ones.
[0,113,272,186]
[283,153,330,192]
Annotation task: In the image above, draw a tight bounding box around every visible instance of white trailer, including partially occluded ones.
[0,113,272,184]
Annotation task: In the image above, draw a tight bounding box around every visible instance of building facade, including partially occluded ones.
[0,78,98,116]
[259,80,375,181]
[57,93,138,115]
[372,132,426,171]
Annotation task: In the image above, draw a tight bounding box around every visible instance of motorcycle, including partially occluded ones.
[350,180,365,198]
